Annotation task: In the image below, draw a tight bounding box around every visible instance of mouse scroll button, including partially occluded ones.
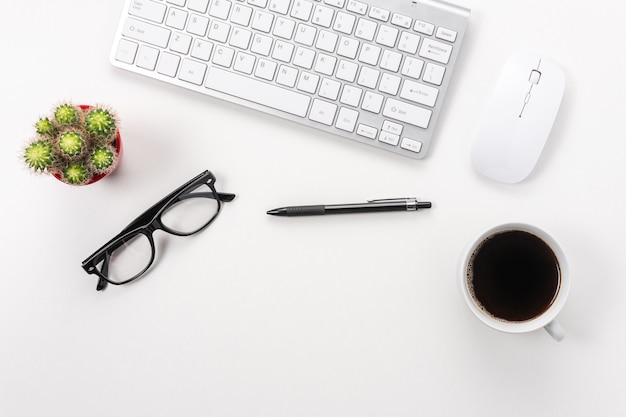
[529,70,541,84]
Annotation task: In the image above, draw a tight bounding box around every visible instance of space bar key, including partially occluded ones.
[205,67,311,118]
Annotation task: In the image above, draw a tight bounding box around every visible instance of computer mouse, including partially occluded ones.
[471,52,565,183]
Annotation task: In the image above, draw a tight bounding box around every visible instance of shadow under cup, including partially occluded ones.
[461,224,569,338]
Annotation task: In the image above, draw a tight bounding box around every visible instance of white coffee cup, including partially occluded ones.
[458,223,570,341]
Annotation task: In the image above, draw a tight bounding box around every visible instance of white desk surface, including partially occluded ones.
[2,1,625,416]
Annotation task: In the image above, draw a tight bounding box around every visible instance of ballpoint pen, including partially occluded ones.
[267,198,432,217]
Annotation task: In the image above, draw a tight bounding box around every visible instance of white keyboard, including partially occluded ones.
[111,0,469,159]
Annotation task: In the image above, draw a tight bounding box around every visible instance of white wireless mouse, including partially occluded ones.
[471,52,565,183]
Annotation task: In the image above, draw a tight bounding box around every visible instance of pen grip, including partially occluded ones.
[286,205,326,216]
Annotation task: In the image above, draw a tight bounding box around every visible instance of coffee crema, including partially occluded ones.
[467,230,561,322]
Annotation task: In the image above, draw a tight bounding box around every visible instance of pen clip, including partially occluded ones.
[367,198,417,203]
[367,198,419,210]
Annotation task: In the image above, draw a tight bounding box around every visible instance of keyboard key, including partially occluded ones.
[355,18,377,41]
[391,13,412,29]
[123,18,171,48]
[205,66,311,117]
[361,91,384,113]
[401,56,424,79]
[190,39,213,61]
[337,36,359,59]
[423,63,446,86]
[166,8,188,30]
[379,131,399,146]
[311,4,335,28]
[209,21,231,43]
[358,44,381,66]
[436,26,457,42]
[272,40,295,62]
[297,71,320,93]
[357,67,380,89]
[170,32,192,54]
[378,73,401,95]
[179,58,207,85]
[212,45,235,67]
[414,20,434,35]
[380,50,402,72]
[376,25,398,48]
[383,98,431,128]
[356,124,377,139]
[309,99,337,125]
[316,30,338,52]
[137,45,159,70]
[293,47,315,69]
[157,52,180,77]
[382,120,403,136]
[319,78,341,100]
[347,0,367,15]
[340,85,362,107]
[312,5,335,28]
[400,79,439,107]
[269,0,291,14]
[294,24,317,46]
[231,4,253,25]
[209,0,232,19]
[187,0,210,13]
[419,38,452,64]
[129,0,167,24]
[187,14,210,36]
[314,54,337,75]
[255,58,277,80]
[324,0,345,8]
[274,17,296,39]
[336,60,358,82]
[369,7,390,22]
[400,137,423,153]
[234,52,256,74]
[398,31,420,54]
[276,65,299,87]
[115,39,138,64]
[291,1,314,21]
[248,0,268,7]
[336,107,359,132]
[333,12,356,34]
[251,33,273,56]
[252,10,274,33]
[230,27,253,49]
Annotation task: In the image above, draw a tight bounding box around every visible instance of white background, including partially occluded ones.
[2,1,625,416]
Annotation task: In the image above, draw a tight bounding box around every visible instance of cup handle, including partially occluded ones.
[544,319,565,342]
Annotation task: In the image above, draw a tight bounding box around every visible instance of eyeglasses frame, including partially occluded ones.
[81,170,235,291]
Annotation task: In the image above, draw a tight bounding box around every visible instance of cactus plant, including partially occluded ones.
[23,103,121,185]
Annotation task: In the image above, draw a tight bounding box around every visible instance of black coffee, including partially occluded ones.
[467,230,560,322]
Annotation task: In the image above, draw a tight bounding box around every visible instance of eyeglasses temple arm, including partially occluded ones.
[206,191,236,202]
[96,252,110,291]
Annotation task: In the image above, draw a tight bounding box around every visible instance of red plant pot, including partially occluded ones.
[53,105,122,185]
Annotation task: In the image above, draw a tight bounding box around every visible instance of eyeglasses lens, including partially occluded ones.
[96,233,153,283]
[160,184,220,234]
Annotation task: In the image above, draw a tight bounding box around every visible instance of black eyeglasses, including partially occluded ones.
[81,170,235,291]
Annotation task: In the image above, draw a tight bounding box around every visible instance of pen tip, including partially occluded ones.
[418,201,432,209]
[267,209,281,216]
